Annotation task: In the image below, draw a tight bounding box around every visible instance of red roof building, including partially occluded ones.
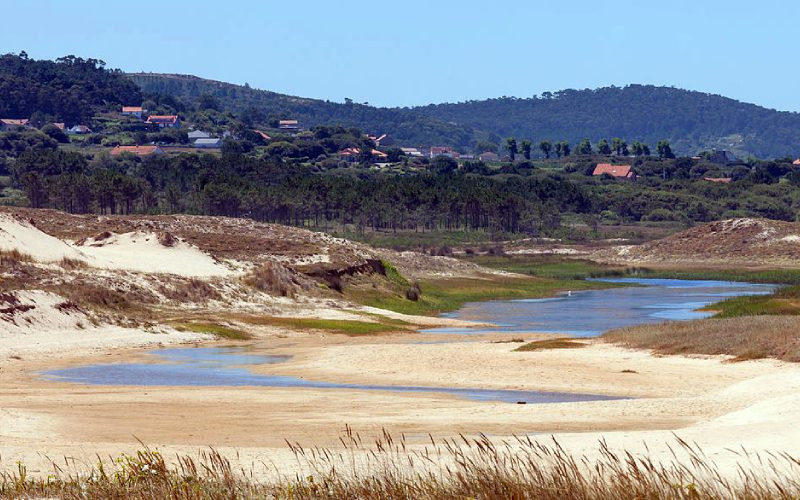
[146,115,181,128]
[793,159,800,166]
[253,130,271,141]
[593,163,635,179]
[110,145,164,157]
[430,146,460,159]
[0,118,31,131]
[122,106,144,118]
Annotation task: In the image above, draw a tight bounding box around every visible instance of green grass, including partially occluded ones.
[632,268,800,285]
[468,255,629,280]
[173,322,252,340]
[235,315,410,336]
[701,285,800,318]
[355,275,617,316]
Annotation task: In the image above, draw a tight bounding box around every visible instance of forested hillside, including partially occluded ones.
[0,52,141,125]
[128,73,479,146]
[130,74,800,157]
[414,85,800,158]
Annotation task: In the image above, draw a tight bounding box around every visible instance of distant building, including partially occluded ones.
[400,147,424,158]
[51,122,65,130]
[187,130,212,140]
[793,159,800,166]
[110,145,164,157]
[122,106,144,118]
[477,151,501,162]
[278,119,299,130]
[368,133,393,147]
[193,138,222,149]
[703,177,732,183]
[146,115,181,128]
[707,149,735,165]
[593,163,635,179]
[0,118,30,131]
[338,147,387,163]
[67,124,92,134]
[430,146,460,159]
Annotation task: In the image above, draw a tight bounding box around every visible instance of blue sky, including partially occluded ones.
[2,0,799,110]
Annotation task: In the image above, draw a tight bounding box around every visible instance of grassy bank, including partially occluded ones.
[3,434,799,499]
[354,274,618,316]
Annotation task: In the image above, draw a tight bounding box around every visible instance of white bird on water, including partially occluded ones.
[567,290,572,297]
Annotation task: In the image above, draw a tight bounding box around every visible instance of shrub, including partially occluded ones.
[244,262,301,297]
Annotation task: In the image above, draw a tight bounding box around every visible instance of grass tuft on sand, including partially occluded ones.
[235,315,411,336]
[173,322,252,340]
[514,338,587,352]
[4,431,800,498]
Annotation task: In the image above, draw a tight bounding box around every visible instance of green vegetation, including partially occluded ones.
[356,275,615,316]
[701,285,800,318]
[469,255,628,280]
[172,322,251,340]
[237,316,409,336]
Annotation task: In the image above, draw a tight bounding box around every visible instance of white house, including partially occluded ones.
[194,138,223,148]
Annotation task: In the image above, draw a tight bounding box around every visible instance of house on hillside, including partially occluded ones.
[187,130,212,140]
[0,118,31,131]
[593,163,635,179]
[146,115,181,128]
[122,106,144,118]
[368,133,393,147]
[704,177,732,183]
[430,146,460,159]
[339,147,361,163]
[278,119,299,130]
[67,124,92,135]
[478,151,501,162]
[51,122,65,130]
[400,147,424,158]
[193,138,222,149]
[793,159,800,166]
[110,145,164,157]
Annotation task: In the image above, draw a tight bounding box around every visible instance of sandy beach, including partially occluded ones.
[3,328,799,479]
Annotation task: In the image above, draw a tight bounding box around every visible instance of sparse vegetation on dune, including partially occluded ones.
[3,432,800,499]
[234,315,410,336]
[172,322,252,340]
[515,338,588,352]
[603,316,800,362]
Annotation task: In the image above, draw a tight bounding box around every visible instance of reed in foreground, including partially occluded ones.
[3,429,800,499]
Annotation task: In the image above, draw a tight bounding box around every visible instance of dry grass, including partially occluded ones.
[603,316,800,362]
[244,262,307,298]
[160,278,222,303]
[0,249,33,267]
[58,257,87,270]
[4,430,800,498]
[515,338,588,352]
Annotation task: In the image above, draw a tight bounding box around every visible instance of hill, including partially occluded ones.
[0,53,141,125]
[127,73,480,146]
[414,85,800,158]
[130,74,800,157]
[596,218,800,267]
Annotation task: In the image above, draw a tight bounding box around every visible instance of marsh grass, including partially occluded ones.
[603,316,800,362]
[514,338,587,352]
[235,315,410,336]
[701,285,800,318]
[355,275,616,316]
[4,430,800,499]
[173,322,252,340]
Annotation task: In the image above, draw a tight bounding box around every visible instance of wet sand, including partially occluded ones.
[3,329,800,478]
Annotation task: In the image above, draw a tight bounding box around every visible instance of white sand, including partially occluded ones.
[74,231,235,277]
[0,214,86,261]
[0,290,209,359]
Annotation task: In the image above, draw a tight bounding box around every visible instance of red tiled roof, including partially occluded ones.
[52,122,65,130]
[122,106,143,112]
[372,149,388,158]
[339,147,361,156]
[704,177,732,183]
[1,118,29,126]
[794,159,800,166]
[253,130,271,140]
[593,163,633,178]
[110,145,161,156]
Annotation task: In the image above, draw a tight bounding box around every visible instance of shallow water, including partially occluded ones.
[425,278,776,337]
[43,347,622,404]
